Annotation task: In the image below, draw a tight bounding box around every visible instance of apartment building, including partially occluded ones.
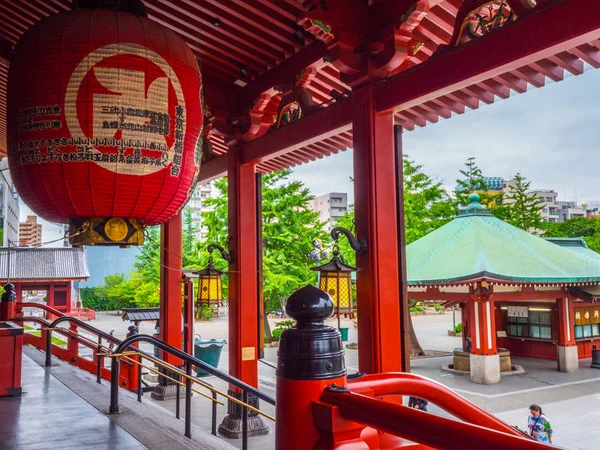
[309,192,348,230]
[184,183,213,240]
[0,160,20,247]
[19,215,42,246]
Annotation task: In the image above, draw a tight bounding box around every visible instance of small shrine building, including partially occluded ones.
[0,247,89,315]
[407,194,600,384]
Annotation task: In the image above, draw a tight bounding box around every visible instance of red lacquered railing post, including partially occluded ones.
[0,283,17,321]
[275,285,348,450]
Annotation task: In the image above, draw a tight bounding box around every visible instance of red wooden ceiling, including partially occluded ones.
[1,1,599,176]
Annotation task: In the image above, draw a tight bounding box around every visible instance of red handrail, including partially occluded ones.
[348,372,521,437]
[321,388,555,450]
[16,302,66,318]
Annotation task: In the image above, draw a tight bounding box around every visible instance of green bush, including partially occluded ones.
[274,320,296,329]
[454,322,463,334]
[272,328,284,341]
[409,306,423,313]
[434,303,445,312]
[200,303,214,321]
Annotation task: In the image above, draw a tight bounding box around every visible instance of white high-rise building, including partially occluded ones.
[184,183,213,240]
[0,159,20,247]
[309,192,348,230]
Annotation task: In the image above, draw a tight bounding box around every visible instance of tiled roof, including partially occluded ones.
[0,247,89,281]
[543,237,600,260]
[407,196,600,286]
[121,308,160,322]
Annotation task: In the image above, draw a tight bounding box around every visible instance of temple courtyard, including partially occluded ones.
[26,309,599,450]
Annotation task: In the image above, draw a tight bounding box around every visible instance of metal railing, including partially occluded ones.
[108,334,276,449]
[30,315,275,450]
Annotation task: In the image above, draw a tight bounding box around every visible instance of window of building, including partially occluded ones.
[506,309,552,340]
[546,197,553,202]
[542,208,548,213]
[574,306,600,339]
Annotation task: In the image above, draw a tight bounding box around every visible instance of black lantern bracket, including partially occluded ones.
[207,243,234,263]
[330,227,367,257]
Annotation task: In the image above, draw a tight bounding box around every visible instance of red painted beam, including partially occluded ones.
[241,98,353,165]
[238,41,328,106]
[570,44,600,68]
[375,0,600,113]
[197,155,228,183]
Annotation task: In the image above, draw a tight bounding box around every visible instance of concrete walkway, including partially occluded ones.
[1,353,145,450]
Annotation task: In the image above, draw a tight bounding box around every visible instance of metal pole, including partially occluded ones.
[242,390,249,450]
[185,363,192,438]
[96,335,102,384]
[211,391,217,435]
[108,356,121,414]
[137,359,143,403]
[176,374,181,420]
[45,328,52,367]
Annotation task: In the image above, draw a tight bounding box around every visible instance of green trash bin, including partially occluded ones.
[194,339,226,377]
[340,327,349,342]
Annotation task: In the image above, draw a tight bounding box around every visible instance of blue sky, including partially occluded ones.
[24,66,600,245]
[294,67,600,206]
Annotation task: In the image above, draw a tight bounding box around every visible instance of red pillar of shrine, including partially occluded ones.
[469,287,500,384]
[352,86,407,374]
[557,295,578,373]
[219,145,268,438]
[152,213,184,401]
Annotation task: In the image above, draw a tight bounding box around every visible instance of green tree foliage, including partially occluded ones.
[337,157,454,264]
[496,172,544,231]
[335,158,454,357]
[455,157,500,207]
[202,169,329,314]
[543,217,600,253]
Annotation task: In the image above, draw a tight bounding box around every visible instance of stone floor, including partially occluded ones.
[17,309,600,449]
[0,354,145,450]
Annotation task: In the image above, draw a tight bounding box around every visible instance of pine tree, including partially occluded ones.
[455,157,500,207]
[502,172,544,231]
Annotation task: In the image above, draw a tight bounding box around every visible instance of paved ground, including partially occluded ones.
[34,309,600,449]
[1,354,145,450]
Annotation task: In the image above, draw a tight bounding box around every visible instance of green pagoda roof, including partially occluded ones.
[407,194,600,286]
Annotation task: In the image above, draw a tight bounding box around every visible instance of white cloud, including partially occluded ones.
[294,68,600,206]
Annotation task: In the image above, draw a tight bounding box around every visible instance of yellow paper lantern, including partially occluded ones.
[311,250,356,322]
[194,261,224,309]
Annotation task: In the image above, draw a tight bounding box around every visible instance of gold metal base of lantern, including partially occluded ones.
[69,217,145,247]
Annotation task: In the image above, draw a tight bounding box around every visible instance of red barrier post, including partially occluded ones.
[275,285,348,450]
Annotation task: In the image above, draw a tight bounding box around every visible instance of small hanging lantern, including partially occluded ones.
[193,244,232,317]
[311,249,356,326]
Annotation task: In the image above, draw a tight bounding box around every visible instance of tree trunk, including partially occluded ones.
[408,313,425,357]
[263,301,273,343]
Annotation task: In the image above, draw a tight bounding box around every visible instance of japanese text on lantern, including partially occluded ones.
[11,44,187,177]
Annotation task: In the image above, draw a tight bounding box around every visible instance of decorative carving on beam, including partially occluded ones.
[369,1,430,78]
[242,92,282,141]
[456,1,517,46]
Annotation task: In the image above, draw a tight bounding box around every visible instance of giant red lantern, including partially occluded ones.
[7,1,203,246]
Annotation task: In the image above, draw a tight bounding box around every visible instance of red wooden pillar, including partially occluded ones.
[183,277,194,356]
[159,213,183,364]
[469,288,500,384]
[352,85,406,374]
[152,213,184,401]
[219,145,268,438]
[66,281,72,314]
[47,283,55,309]
[557,295,578,372]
